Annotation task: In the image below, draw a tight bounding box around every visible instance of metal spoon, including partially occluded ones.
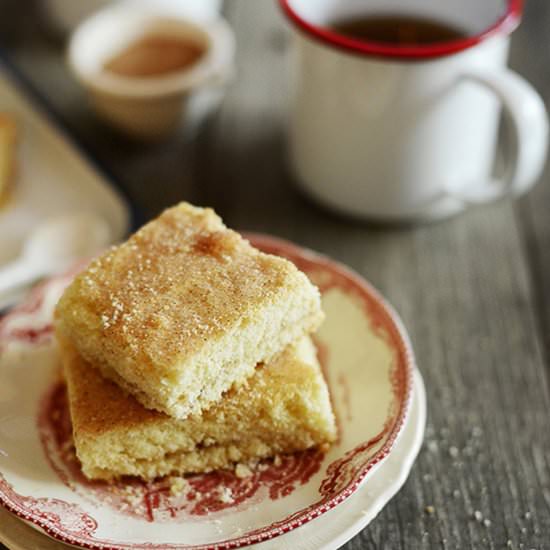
[0,212,111,296]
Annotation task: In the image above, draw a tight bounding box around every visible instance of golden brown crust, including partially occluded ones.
[60,335,337,480]
[60,335,165,433]
[55,202,323,418]
[57,203,275,370]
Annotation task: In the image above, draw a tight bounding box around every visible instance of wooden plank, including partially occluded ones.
[511,0,550,370]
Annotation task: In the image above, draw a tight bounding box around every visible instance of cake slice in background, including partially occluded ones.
[0,113,17,207]
[60,335,337,481]
[55,202,324,419]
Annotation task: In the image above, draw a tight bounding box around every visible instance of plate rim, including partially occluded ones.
[312,368,426,550]
[0,233,417,550]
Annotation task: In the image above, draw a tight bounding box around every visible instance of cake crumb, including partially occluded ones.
[169,476,189,496]
[235,463,253,478]
[425,505,435,515]
[126,492,143,507]
[219,486,234,504]
[473,510,483,522]
[427,440,438,453]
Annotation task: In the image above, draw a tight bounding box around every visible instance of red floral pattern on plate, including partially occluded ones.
[0,473,97,538]
[37,380,326,522]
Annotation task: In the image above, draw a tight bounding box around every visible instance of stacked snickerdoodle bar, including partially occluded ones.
[55,202,336,480]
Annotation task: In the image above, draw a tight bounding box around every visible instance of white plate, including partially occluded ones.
[0,235,420,549]
[0,62,130,264]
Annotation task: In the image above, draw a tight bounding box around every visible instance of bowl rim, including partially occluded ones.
[67,5,235,99]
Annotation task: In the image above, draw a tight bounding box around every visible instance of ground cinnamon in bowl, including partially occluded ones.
[103,34,205,78]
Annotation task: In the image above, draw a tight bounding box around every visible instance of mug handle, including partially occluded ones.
[443,68,549,204]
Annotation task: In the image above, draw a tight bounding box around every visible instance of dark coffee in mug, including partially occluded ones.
[330,15,468,45]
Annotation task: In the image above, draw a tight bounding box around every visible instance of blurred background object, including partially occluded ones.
[42,0,223,34]
[0,212,110,296]
[67,3,234,139]
[282,0,548,222]
[0,112,17,208]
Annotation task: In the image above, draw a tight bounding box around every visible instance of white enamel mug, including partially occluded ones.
[281,0,548,222]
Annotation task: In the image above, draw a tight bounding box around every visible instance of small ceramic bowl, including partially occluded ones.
[67,4,235,139]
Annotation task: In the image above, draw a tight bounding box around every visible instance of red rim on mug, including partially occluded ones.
[279,0,523,60]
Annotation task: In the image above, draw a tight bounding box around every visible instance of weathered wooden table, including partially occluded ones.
[1,0,549,548]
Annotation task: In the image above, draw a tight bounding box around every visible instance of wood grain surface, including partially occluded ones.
[0,0,549,548]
